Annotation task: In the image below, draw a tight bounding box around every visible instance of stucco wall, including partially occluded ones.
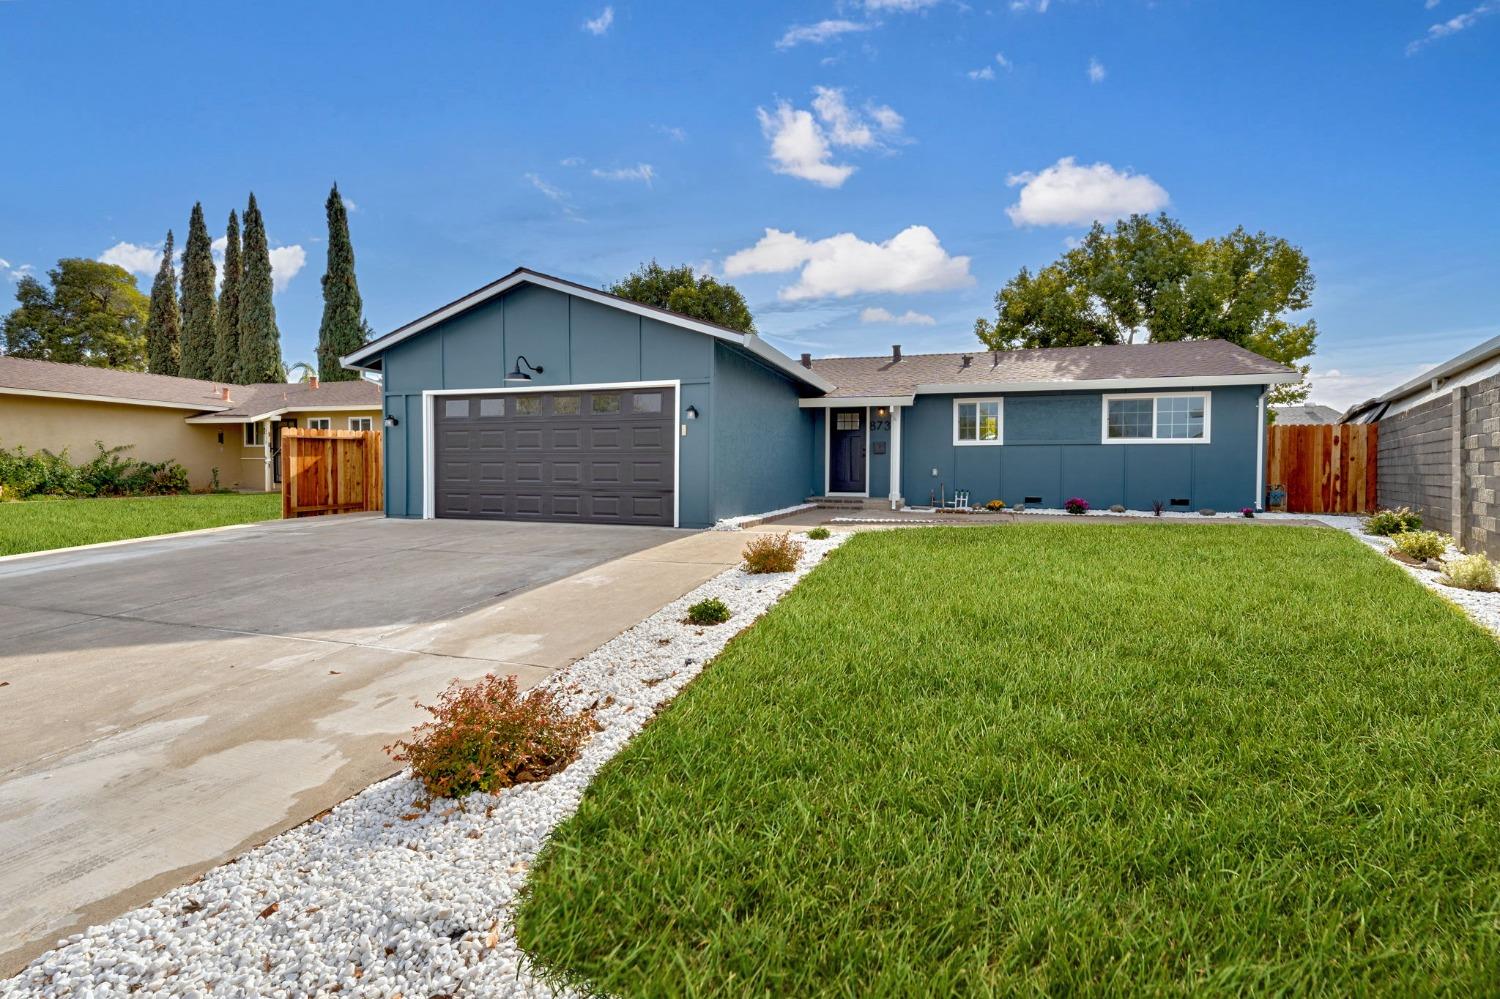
[711,342,816,520]
[378,284,760,527]
[896,385,1262,511]
[0,394,243,490]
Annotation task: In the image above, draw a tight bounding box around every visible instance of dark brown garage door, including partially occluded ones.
[434,386,676,525]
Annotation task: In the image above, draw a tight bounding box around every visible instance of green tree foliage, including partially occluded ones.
[211,210,241,383]
[145,230,181,375]
[2,259,149,368]
[608,261,756,333]
[974,214,1317,405]
[237,193,284,383]
[316,184,368,381]
[178,202,218,379]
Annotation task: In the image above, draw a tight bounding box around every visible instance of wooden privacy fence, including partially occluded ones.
[1265,423,1378,514]
[281,428,383,518]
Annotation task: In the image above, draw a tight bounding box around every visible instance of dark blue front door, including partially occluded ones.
[830,408,866,494]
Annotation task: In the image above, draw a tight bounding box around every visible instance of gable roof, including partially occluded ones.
[807,339,1299,397]
[0,355,379,419]
[340,267,835,392]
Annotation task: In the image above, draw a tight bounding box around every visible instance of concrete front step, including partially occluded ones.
[805,496,896,510]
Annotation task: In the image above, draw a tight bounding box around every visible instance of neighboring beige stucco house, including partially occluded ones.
[0,356,381,492]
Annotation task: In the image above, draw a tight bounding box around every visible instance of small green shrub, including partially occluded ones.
[685,597,732,625]
[1365,507,1423,536]
[743,532,803,573]
[385,673,595,799]
[0,441,191,500]
[806,526,831,540]
[985,499,1006,511]
[1440,553,1497,591]
[1391,530,1450,562]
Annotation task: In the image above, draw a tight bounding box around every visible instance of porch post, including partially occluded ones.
[263,418,275,492]
[889,404,903,510]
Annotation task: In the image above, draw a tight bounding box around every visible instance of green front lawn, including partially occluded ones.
[518,525,1500,995]
[0,492,280,556]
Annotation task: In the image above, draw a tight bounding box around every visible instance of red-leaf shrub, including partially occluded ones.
[1064,496,1090,515]
[385,674,595,799]
[742,532,803,574]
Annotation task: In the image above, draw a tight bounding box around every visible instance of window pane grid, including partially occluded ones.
[1156,396,1205,439]
[1107,398,1153,438]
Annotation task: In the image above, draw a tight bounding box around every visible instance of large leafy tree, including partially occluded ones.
[974,213,1317,405]
[145,230,181,375]
[211,210,241,383]
[2,259,149,368]
[609,261,755,333]
[178,202,218,379]
[316,183,368,381]
[237,193,284,383]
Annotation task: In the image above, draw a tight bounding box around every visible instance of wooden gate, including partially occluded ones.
[281,428,383,518]
[1264,424,1377,514]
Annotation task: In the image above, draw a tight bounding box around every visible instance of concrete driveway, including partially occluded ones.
[0,515,749,974]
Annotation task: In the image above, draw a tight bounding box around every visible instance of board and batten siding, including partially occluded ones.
[895,385,1263,511]
[377,283,817,528]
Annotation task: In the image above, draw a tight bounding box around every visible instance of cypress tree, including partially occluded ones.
[211,210,241,383]
[316,183,368,381]
[144,230,181,375]
[237,193,284,383]
[177,202,217,379]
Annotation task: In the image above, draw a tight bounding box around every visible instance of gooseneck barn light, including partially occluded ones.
[505,355,544,382]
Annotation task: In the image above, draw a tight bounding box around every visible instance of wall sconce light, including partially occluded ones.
[876,406,889,419]
[506,355,544,382]
[384,415,400,428]
[684,404,699,420]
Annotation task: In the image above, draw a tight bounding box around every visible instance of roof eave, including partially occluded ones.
[912,372,1301,394]
[0,385,231,412]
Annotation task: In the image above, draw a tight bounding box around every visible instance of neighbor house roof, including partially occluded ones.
[0,355,379,419]
[341,266,836,393]
[1341,332,1500,423]
[183,380,381,423]
[1272,404,1342,425]
[804,339,1299,399]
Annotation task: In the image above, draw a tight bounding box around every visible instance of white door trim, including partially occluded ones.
[421,379,681,527]
[823,405,871,498]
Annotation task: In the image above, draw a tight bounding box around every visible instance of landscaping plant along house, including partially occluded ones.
[343,268,1301,527]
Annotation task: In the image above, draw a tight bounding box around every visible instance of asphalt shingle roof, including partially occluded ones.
[0,355,379,417]
[807,339,1295,397]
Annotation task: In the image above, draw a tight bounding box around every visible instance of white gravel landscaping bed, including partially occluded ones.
[710,502,816,531]
[5,534,848,999]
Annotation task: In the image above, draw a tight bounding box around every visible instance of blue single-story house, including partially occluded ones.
[342,268,1299,528]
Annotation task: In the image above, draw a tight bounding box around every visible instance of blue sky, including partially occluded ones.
[1,0,1495,408]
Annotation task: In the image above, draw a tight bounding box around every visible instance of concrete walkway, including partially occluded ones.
[0,516,751,975]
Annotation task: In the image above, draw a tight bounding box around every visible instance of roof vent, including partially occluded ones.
[800,352,812,368]
[309,375,320,389]
[217,385,231,401]
[892,344,902,362]
[961,354,972,368]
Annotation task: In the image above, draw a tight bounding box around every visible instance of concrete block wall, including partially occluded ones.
[1376,394,1454,535]
[1462,373,1500,557]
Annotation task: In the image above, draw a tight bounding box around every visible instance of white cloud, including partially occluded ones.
[525,173,567,201]
[1426,0,1441,7]
[1406,1,1494,52]
[968,66,996,80]
[723,225,974,301]
[1005,156,1170,227]
[583,5,614,35]
[1088,57,1106,83]
[654,124,687,142]
[342,196,358,212]
[776,19,872,49]
[98,241,164,277]
[756,87,904,188]
[268,245,306,293]
[864,0,939,9]
[757,102,854,188]
[591,163,655,184]
[1010,0,1052,10]
[0,258,34,282]
[995,51,1012,69]
[860,306,937,325]
[559,156,585,167]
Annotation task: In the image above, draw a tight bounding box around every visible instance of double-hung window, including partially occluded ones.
[1102,393,1209,443]
[305,417,332,431]
[348,417,373,432]
[953,398,1002,445]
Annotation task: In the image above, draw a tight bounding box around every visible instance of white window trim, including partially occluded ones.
[421,380,681,527]
[305,417,332,431]
[348,416,374,431]
[1100,391,1212,444]
[243,423,265,448]
[952,397,1004,446]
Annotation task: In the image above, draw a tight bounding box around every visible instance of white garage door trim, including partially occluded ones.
[421,380,682,527]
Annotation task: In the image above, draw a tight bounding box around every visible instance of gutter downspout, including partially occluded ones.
[1255,388,1267,510]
